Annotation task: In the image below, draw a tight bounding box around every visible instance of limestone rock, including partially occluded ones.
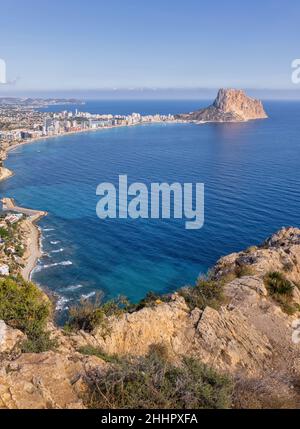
[194,306,273,374]
[177,88,268,123]
[213,227,300,284]
[2,227,300,408]
[0,352,87,409]
[0,321,25,356]
[71,294,195,360]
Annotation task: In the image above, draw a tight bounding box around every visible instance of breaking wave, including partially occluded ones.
[81,291,96,300]
[59,284,83,292]
[50,248,64,254]
[56,296,71,311]
[34,260,73,272]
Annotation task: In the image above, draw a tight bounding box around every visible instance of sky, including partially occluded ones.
[1,0,300,97]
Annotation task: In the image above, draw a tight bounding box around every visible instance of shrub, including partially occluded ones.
[0,276,50,334]
[85,346,233,409]
[265,272,294,296]
[180,278,224,311]
[132,291,170,312]
[78,345,120,364]
[282,260,294,273]
[66,294,129,333]
[0,276,54,352]
[21,331,57,354]
[245,246,258,254]
[264,272,297,315]
[233,376,299,409]
[235,264,255,278]
[0,227,10,239]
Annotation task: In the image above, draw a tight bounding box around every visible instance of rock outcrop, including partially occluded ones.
[0,167,13,182]
[1,227,300,408]
[177,88,268,123]
[0,348,108,409]
[0,321,25,356]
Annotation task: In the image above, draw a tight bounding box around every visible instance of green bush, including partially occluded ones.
[265,272,294,295]
[0,227,10,239]
[86,346,233,409]
[0,276,54,352]
[21,331,57,354]
[78,345,120,364]
[235,264,255,278]
[66,294,129,333]
[132,291,170,312]
[0,276,50,334]
[264,272,297,315]
[180,278,224,311]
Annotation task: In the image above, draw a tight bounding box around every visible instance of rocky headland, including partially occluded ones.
[0,227,300,409]
[177,88,268,123]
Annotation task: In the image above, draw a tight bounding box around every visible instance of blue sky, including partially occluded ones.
[0,0,300,96]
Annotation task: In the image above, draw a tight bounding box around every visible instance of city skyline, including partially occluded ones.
[1,0,300,98]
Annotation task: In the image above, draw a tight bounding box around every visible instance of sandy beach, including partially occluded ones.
[1,198,47,281]
[21,217,43,281]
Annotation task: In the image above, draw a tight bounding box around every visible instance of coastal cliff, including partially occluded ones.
[177,88,268,123]
[1,227,300,408]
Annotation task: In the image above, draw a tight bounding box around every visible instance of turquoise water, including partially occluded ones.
[1,100,300,319]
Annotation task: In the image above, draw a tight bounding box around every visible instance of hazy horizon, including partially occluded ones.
[1,0,300,96]
[1,88,300,101]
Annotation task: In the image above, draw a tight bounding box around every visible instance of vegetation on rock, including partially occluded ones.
[85,344,233,409]
[0,276,56,352]
[264,271,297,315]
[179,277,225,311]
[65,294,130,333]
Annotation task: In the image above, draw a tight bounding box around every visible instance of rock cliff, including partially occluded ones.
[177,89,268,123]
[1,227,300,408]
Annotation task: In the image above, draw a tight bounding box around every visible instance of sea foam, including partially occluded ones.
[34,260,73,272]
[56,296,71,311]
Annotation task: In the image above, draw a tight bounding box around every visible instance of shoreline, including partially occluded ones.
[0,121,180,283]
[4,119,183,156]
[1,198,47,281]
[0,121,183,179]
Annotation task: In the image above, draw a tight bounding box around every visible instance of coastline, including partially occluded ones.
[1,198,47,281]
[3,119,181,157]
[0,166,13,182]
[0,121,180,283]
[0,121,179,284]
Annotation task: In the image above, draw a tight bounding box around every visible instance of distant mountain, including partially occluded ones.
[0,97,84,107]
[177,88,268,122]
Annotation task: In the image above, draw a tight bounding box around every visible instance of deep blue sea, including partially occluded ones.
[1,100,300,320]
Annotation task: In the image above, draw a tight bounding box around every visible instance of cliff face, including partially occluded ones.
[1,227,300,408]
[178,88,268,123]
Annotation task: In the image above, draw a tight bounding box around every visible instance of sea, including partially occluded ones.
[1,99,300,321]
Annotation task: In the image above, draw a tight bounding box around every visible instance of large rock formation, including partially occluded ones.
[177,88,268,123]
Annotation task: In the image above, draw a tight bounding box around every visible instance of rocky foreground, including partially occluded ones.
[1,227,300,409]
[177,88,268,123]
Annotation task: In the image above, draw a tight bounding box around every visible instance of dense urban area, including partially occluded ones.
[0,98,175,165]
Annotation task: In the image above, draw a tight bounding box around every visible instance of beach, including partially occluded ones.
[1,198,47,281]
